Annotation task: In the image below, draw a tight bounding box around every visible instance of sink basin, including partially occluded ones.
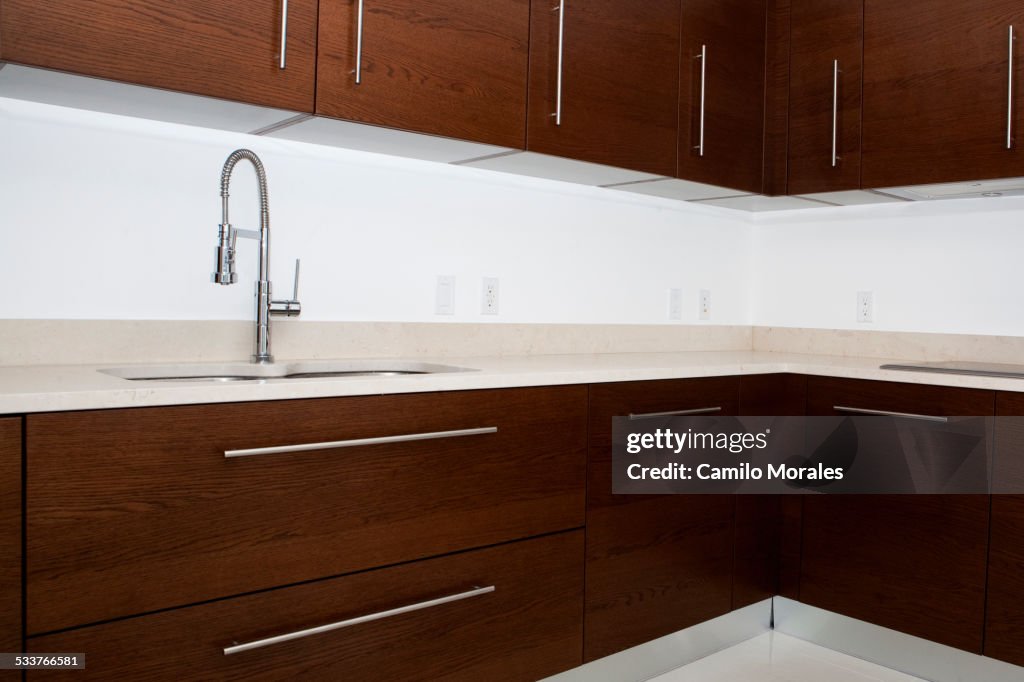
[880,360,1024,379]
[100,360,475,383]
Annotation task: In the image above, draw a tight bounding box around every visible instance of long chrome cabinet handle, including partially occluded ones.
[279,0,289,69]
[1009,26,1016,150]
[833,406,948,423]
[554,1,566,125]
[355,0,366,84]
[223,585,495,655]
[696,45,707,157]
[832,59,840,167]
[224,426,498,459]
[629,407,722,420]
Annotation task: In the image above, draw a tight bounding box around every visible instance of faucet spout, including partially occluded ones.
[212,149,300,365]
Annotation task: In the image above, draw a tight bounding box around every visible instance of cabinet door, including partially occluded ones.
[29,532,584,681]
[737,374,807,605]
[27,387,586,634]
[584,378,738,662]
[678,0,767,193]
[0,419,19,666]
[316,0,529,149]
[802,378,994,653]
[0,0,318,112]
[862,1,1024,187]
[787,0,863,194]
[986,392,1024,667]
[526,0,681,176]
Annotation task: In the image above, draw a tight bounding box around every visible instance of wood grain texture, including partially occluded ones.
[26,386,587,634]
[787,0,863,194]
[0,0,318,111]
[0,419,20,667]
[678,0,768,193]
[735,374,808,606]
[762,0,792,196]
[584,378,738,661]
[862,0,1024,187]
[316,0,529,148]
[986,392,1024,666]
[584,495,734,662]
[29,531,584,681]
[802,377,994,653]
[526,0,681,176]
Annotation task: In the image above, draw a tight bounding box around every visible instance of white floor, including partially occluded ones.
[650,632,926,682]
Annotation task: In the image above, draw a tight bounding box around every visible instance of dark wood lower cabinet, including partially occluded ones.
[584,496,734,661]
[584,379,739,661]
[28,531,584,681]
[0,419,20,675]
[986,392,1024,667]
[12,375,1024,677]
[801,377,994,653]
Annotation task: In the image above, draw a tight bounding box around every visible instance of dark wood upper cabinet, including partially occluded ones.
[987,392,1024,668]
[787,0,863,194]
[0,419,20,665]
[0,0,318,112]
[678,0,768,193]
[862,1,1024,188]
[526,0,681,176]
[316,0,530,149]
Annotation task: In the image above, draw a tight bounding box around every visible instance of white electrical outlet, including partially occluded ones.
[857,291,874,323]
[668,288,683,320]
[482,277,499,315]
[435,275,455,315]
[699,289,711,320]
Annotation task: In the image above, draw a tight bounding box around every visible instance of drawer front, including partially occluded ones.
[28,531,584,681]
[27,386,587,633]
[584,378,738,661]
[588,377,739,508]
[986,392,1024,666]
[802,377,993,653]
[0,419,20,662]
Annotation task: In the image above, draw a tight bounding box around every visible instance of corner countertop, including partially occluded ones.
[3,350,1024,414]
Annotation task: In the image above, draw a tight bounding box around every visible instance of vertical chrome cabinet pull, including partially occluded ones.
[223,586,496,655]
[1009,26,1016,150]
[554,1,566,125]
[355,0,366,84]
[832,59,840,167]
[279,0,289,69]
[695,45,707,156]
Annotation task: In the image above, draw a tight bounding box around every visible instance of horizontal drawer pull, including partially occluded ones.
[224,427,498,459]
[833,406,948,423]
[628,407,722,420]
[224,585,496,655]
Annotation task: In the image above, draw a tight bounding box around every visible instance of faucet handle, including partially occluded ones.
[270,258,302,317]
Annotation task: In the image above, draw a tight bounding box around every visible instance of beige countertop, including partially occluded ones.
[2,350,1023,414]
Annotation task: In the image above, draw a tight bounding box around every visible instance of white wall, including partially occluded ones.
[0,98,753,325]
[753,197,1024,336]
[4,96,1023,337]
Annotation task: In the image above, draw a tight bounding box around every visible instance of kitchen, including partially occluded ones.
[1,0,1023,680]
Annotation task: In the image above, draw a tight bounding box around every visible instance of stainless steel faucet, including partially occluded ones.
[212,149,301,364]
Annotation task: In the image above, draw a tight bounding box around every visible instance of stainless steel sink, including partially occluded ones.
[880,360,1024,379]
[100,360,474,383]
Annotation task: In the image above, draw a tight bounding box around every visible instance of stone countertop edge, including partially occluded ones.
[1,350,1022,415]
